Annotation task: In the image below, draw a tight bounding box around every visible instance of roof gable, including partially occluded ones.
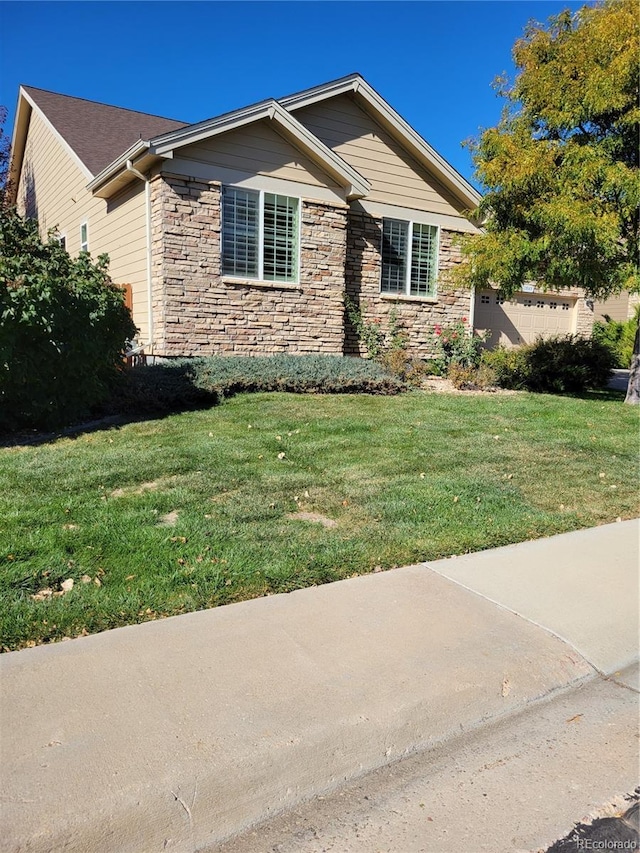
[89,98,370,201]
[280,74,482,212]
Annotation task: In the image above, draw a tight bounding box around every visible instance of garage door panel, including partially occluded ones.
[474,291,576,347]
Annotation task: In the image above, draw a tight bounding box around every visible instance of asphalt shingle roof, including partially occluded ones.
[23,86,187,176]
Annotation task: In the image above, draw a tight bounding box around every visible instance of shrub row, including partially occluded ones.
[480,334,615,393]
[106,354,406,418]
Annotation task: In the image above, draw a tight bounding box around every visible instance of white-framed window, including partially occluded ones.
[380,218,439,297]
[222,187,299,283]
[80,221,88,253]
[58,235,67,252]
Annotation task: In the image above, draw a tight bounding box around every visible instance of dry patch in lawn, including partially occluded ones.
[286,511,337,528]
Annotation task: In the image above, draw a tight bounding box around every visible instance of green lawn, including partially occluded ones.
[1,389,638,651]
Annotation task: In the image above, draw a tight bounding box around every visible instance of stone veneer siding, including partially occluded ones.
[150,172,347,356]
[574,295,595,337]
[345,209,472,358]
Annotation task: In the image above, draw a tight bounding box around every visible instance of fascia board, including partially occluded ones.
[278,73,363,111]
[149,100,278,153]
[17,87,94,182]
[283,75,482,211]
[7,91,31,202]
[87,139,150,194]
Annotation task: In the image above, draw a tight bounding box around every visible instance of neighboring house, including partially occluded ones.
[9,75,594,358]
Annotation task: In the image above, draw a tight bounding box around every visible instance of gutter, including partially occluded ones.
[125,160,154,354]
[88,139,149,195]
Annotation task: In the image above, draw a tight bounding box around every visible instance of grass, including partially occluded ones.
[1,389,638,651]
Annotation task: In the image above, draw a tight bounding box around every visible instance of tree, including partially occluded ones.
[0,106,10,207]
[0,208,137,430]
[454,0,640,402]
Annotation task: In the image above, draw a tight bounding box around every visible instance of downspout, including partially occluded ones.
[468,286,476,335]
[125,161,154,354]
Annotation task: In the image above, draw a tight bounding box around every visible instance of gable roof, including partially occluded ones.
[88,97,371,200]
[280,73,482,211]
[11,76,480,212]
[20,86,187,176]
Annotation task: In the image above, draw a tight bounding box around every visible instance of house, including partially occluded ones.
[8,75,594,358]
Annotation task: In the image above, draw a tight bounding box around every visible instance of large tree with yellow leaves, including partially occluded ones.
[456,0,639,402]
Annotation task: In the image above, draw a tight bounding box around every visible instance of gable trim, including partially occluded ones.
[89,99,371,201]
[280,74,482,212]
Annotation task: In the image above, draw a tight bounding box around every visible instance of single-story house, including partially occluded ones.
[8,74,595,358]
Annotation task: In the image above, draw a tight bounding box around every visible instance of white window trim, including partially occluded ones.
[80,221,89,253]
[57,234,67,251]
[380,217,440,299]
[222,186,301,285]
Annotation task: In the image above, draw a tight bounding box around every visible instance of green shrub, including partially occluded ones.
[481,347,531,390]
[0,209,136,431]
[190,354,406,396]
[481,335,614,394]
[106,354,406,418]
[592,309,639,368]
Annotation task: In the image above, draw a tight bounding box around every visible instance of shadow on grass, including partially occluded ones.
[569,387,627,402]
[0,363,220,448]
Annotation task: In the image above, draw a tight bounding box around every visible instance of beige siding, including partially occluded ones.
[180,120,340,190]
[294,94,463,216]
[593,292,638,323]
[17,109,149,342]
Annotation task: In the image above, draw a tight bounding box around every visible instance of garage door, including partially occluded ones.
[474,290,576,348]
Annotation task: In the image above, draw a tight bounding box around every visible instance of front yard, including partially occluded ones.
[1,389,638,651]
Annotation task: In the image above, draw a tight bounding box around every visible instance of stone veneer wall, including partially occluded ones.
[345,209,472,358]
[149,172,347,356]
[575,296,595,337]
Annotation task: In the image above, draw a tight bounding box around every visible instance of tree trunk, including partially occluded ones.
[624,314,640,404]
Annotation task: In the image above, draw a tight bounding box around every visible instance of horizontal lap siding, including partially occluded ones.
[294,95,462,216]
[180,120,340,190]
[17,110,149,342]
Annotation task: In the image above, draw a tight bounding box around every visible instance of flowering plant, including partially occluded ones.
[431,317,489,371]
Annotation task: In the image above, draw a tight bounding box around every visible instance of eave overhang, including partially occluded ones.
[89,98,370,202]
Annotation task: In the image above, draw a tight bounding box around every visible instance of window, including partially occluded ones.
[222,187,299,282]
[58,235,67,251]
[381,218,438,297]
[80,222,88,253]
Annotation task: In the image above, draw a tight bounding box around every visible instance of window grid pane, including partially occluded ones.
[222,188,259,277]
[410,224,438,296]
[263,194,298,282]
[381,219,408,293]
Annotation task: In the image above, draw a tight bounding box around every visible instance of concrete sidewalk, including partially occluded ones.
[1,520,638,853]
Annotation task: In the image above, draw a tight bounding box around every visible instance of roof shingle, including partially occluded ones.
[22,86,187,176]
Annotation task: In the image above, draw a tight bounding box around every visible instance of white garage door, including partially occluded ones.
[474,290,576,348]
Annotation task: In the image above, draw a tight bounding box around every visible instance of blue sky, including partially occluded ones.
[0,1,588,187]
